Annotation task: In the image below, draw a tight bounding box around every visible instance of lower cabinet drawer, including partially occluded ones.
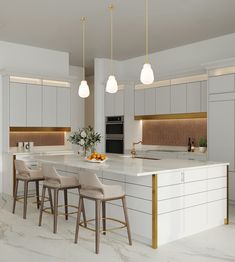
[208,188,227,202]
[208,177,227,190]
[184,168,207,182]
[126,196,152,214]
[158,209,184,246]
[184,180,207,195]
[208,165,227,179]
[126,183,152,200]
[184,192,207,208]
[158,171,182,187]
[125,175,152,187]
[158,184,184,200]
[158,197,184,214]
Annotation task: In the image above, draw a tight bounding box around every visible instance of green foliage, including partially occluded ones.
[199,137,207,147]
[68,126,101,151]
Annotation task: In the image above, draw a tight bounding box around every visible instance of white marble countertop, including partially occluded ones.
[34,153,228,177]
[128,145,207,156]
[8,148,74,156]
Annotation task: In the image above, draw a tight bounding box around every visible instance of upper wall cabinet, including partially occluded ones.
[171,83,187,114]
[156,86,171,115]
[105,89,124,117]
[27,84,42,126]
[134,79,207,117]
[9,80,71,127]
[208,74,235,94]
[134,89,145,116]
[57,87,71,127]
[187,82,201,113]
[145,88,156,115]
[42,86,57,127]
[10,82,27,126]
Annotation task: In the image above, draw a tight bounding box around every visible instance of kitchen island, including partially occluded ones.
[34,154,229,249]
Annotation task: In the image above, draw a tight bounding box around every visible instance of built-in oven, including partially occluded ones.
[105,116,124,154]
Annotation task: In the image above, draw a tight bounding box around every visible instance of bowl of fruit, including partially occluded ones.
[86,152,108,163]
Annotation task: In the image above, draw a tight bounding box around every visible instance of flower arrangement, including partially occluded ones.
[68,126,101,156]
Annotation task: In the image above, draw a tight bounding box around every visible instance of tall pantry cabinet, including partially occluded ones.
[208,73,235,201]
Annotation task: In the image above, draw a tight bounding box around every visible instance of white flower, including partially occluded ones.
[81,131,86,138]
[80,139,85,146]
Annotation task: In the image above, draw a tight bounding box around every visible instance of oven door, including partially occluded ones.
[106,123,124,135]
[106,135,124,154]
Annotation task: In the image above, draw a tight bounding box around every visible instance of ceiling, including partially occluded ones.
[0,0,235,75]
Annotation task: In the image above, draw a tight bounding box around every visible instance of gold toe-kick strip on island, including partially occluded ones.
[152,174,158,249]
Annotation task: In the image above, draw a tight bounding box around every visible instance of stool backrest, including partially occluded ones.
[78,170,103,191]
[41,163,60,182]
[15,160,30,175]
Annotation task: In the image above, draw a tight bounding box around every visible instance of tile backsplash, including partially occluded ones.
[10,132,65,147]
[142,119,207,146]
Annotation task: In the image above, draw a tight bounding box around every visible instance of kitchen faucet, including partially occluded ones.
[131,141,142,158]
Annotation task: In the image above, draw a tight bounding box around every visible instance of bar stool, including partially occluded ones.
[74,170,132,254]
[39,163,87,234]
[13,159,51,219]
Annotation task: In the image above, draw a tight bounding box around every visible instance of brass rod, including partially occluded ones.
[152,174,158,249]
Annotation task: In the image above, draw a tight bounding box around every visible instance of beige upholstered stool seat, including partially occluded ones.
[16,169,44,180]
[39,164,86,234]
[75,170,132,254]
[80,184,124,199]
[13,160,46,219]
[43,175,80,189]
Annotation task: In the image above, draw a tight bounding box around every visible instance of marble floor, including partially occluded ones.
[0,194,234,262]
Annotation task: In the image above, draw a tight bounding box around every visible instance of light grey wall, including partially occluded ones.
[85,76,94,128]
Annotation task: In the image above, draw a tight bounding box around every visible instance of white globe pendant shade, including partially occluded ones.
[106,75,118,93]
[78,80,90,98]
[140,63,154,85]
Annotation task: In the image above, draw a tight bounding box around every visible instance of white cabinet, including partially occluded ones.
[27,84,42,126]
[57,87,70,127]
[105,90,124,116]
[209,74,235,94]
[42,86,57,127]
[134,89,145,115]
[105,92,115,116]
[156,86,171,114]
[114,90,124,116]
[208,99,235,171]
[10,82,27,126]
[187,82,201,113]
[144,88,156,115]
[201,81,207,112]
[171,83,187,113]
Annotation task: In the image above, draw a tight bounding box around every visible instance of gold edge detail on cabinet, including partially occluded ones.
[135,112,207,120]
[152,175,158,249]
[10,127,71,132]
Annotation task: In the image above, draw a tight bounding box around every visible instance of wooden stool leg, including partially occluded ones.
[95,199,101,254]
[48,188,54,214]
[23,181,28,219]
[74,196,83,244]
[102,201,106,235]
[35,181,40,209]
[12,179,19,214]
[39,186,46,226]
[81,197,87,227]
[53,189,59,234]
[64,189,68,220]
[122,196,132,245]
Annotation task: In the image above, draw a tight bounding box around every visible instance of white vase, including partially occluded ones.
[199,147,207,153]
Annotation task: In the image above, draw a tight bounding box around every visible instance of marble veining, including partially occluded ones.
[0,194,234,262]
[34,154,228,177]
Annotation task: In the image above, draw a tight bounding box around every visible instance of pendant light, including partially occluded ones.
[106,4,118,94]
[78,17,90,98]
[140,0,154,85]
